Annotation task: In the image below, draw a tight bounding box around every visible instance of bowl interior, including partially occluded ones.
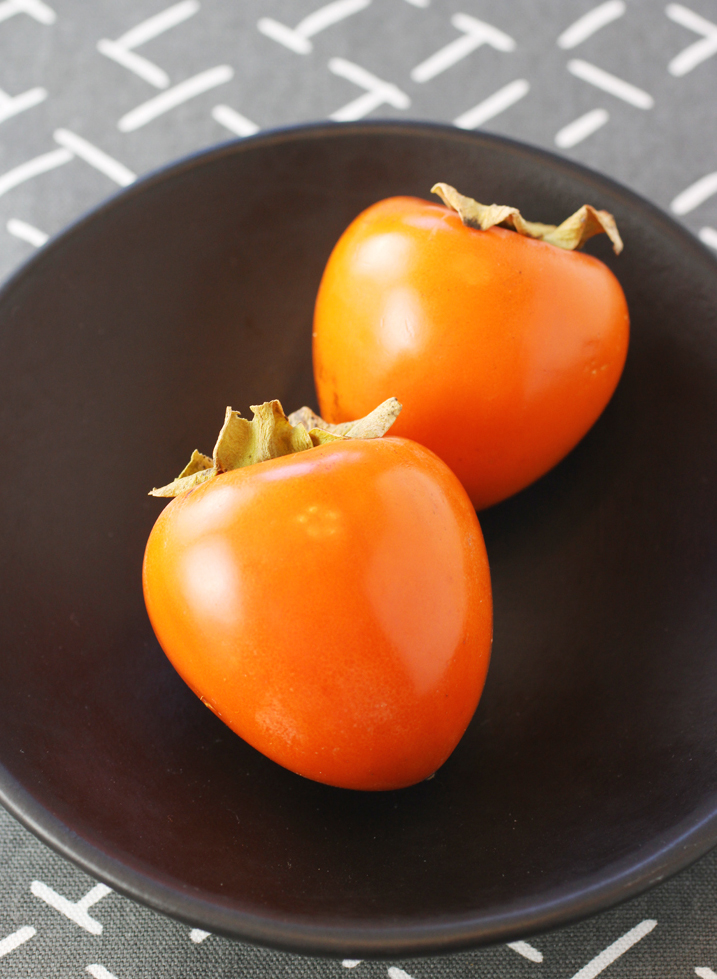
[1,124,717,956]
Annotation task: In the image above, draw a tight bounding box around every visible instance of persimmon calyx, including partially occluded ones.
[287,397,402,438]
[431,182,623,255]
[149,397,402,497]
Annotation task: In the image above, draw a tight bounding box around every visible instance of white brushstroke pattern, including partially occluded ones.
[411,13,514,82]
[557,0,626,48]
[0,147,72,199]
[189,929,211,943]
[666,4,717,75]
[0,86,46,123]
[341,961,363,968]
[568,920,657,979]
[118,65,233,131]
[257,19,312,53]
[669,33,717,74]
[297,0,371,37]
[7,218,48,246]
[555,107,609,147]
[0,0,55,23]
[97,40,170,88]
[0,926,36,958]
[31,881,112,935]
[666,2,716,36]
[54,129,136,186]
[508,941,544,962]
[671,172,717,214]
[98,1,199,87]
[86,967,118,979]
[695,969,717,979]
[212,104,259,137]
[567,59,654,108]
[454,78,529,129]
[116,0,199,49]
[258,0,370,54]
[329,57,409,120]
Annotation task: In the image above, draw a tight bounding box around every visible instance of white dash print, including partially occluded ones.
[97,0,200,89]
[97,40,170,88]
[329,58,409,121]
[671,171,717,214]
[388,969,415,979]
[567,59,654,108]
[212,104,259,137]
[411,13,515,83]
[0,86,46,124]
[0,926,36,958]
[31,880,112,935]
[508,940,544,962]
[568,919,657,979]
[0,147,72,199]
[699,228,717,250]
[404,0,429,6]
[696,969,717,979]
[454,78,529,130]
[342,961,363,969]
[666,4,717,76]
[555,107,609,147]
[54,129,136,186]
[7,218,48,246]
[118,65,233,131]
[115,0,199,48]
[189,928,211,943]
[0,0,55,25]
[258,0,371,55]
[557,0,626,49]
[86,966,119,979]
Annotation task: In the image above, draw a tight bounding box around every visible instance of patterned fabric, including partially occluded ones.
[1,0,716,976]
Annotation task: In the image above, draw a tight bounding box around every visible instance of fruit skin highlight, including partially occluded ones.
[312,191,629,510]
[143,404,492,792]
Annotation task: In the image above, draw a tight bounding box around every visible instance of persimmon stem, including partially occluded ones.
[432,183,623,255]
[150,398,402,498]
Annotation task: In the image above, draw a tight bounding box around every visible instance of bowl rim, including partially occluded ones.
[3,763,717,956]
[1,119,716,958]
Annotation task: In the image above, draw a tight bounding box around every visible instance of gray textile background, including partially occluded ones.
[1,0,716,976]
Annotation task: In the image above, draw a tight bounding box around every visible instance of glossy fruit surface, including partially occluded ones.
[143,436,492,791]
[313,196,630,510]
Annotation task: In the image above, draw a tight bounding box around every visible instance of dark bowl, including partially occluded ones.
[1,121,716,958]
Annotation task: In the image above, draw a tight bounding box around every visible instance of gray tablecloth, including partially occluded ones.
[1,0,716,976]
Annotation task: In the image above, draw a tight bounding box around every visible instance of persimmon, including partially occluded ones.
[313,184,629,510]
[142,400,492,791]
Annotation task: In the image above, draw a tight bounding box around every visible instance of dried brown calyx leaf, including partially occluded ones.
[150,397,402,498]
[431,182,623,255]
[287,397,402,439]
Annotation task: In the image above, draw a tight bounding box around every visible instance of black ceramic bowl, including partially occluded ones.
[1,122,716,958]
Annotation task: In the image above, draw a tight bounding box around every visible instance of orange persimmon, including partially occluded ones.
[143,401,492,791]
[313,186,629,510]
